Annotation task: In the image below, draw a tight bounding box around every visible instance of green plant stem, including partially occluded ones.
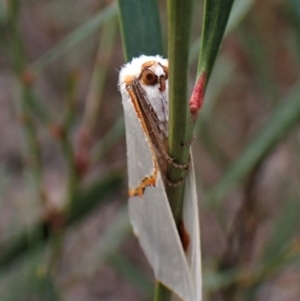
[154,281,172,301]
[167,0,193,225]
[156,0,193,300]
[61,72,80,211]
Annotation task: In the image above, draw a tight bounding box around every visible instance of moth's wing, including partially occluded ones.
[122,92,155,189]
[122,93,197,301]
[130,176,198,301]
[182,155,202,301]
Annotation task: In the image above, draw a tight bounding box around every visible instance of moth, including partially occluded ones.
[119,55,201,301]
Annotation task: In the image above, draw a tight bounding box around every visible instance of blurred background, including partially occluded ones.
[0,0,300,300]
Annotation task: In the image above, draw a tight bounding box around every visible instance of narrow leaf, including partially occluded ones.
[117,0,163,62]
[189,0,254,63]
[197,0,235,82]
[189,0,235,120]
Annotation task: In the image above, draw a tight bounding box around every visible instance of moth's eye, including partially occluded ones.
[162,65,168,80]
[141,69,157,86]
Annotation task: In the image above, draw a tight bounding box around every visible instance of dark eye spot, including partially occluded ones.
[141,69,157,85]
[146,73,154,81]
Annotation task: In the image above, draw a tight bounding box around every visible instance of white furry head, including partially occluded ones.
[118,55,169,136]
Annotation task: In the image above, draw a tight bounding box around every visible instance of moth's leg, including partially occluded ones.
[166,176,184,187]
[165,154,190,170]
[160,131,195,171]
[181,132,196,147]
[155,141,190,170]
[164,156,191,187]
[157,153,186,187]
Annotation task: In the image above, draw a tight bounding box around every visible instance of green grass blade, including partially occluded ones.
[189,0,235,122]
[189,0,254,64]
[117,0,163,61]
[207,81,300,207]
[197,0,235,83]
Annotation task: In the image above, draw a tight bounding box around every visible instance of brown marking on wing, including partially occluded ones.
[126,85,159,197]
[128,172,157,197]
[179,219,190,252]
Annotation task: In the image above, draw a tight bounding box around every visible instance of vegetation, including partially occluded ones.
[0,0,300,300]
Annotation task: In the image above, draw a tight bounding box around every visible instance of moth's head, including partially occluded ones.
[118,55,168,92]
[139,60,168,92]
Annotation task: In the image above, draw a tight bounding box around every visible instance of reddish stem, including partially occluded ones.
[189,72,206,120]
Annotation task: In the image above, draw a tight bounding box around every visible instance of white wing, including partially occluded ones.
[122,92,155,190]
[182,155,202,301]
[122,92,202,301]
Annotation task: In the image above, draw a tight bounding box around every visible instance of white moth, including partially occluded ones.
[118,55,201,301]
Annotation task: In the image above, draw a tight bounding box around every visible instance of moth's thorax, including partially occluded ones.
[138,74,168,137]
[119,55,169,137]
